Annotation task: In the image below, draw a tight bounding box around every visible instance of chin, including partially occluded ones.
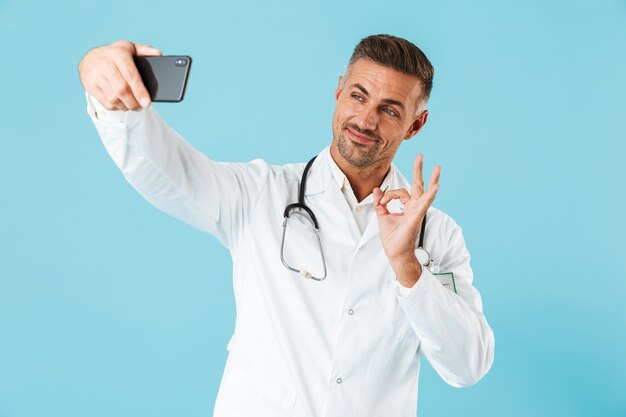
[336,135,379,168]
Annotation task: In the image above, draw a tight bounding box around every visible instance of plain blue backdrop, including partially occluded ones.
[1,0,625,416]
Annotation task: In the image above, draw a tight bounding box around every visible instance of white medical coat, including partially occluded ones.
[86,95,495,417]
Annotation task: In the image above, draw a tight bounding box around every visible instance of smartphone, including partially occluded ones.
[133,55,192,102]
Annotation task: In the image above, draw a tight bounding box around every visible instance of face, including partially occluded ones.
[331,59,428,169]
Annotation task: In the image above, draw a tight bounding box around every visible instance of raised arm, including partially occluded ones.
[79,41,270,249]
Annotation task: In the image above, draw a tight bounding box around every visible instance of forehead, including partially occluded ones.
[344,59,423,105]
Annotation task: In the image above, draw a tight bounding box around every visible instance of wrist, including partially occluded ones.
[389,254,423,288]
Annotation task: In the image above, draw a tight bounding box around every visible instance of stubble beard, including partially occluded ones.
[335,125,383,169]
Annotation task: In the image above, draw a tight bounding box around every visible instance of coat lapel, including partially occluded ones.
[303,147,361,245]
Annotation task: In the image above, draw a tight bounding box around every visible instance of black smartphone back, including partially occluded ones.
[133,55,192,102]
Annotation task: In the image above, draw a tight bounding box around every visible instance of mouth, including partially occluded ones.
[345,127,377,144]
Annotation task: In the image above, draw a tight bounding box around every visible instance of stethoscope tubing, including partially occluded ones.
[281,156,328,281]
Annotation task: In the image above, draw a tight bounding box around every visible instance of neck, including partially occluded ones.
[329,145,390,202]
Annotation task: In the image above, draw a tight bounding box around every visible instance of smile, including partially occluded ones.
[346,128,376,144]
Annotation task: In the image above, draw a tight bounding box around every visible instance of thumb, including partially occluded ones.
[133,42,163,56]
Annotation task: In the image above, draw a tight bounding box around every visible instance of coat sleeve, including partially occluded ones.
[394,216,495,387]
[85,93,270,250]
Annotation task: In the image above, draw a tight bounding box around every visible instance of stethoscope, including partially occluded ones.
[280,156,432,281]
[415,212,434,271]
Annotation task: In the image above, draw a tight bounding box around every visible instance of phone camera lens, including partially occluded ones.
[175,58,187,67]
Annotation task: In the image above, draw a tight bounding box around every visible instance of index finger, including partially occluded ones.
[411,154,424,198]
[114,53,151,108]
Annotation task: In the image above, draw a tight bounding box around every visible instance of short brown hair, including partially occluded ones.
[346,34,434,110]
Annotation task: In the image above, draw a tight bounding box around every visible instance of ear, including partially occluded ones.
[335,76,343,102]
[403,110,429,140]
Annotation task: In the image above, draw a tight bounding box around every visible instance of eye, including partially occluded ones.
[383,107,398,117]
[351,93,364,102]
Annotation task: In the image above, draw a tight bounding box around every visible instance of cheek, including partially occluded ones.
[336,98,358,118]
[331,111,343,137]
[378,122,406,146]
[333,106,351,128]
[331,109,340,127]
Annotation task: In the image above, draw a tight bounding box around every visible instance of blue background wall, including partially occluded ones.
[1,0,625,416]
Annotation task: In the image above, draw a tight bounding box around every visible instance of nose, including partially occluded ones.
[353,103,378,132]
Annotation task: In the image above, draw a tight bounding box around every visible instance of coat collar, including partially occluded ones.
[302,146,333,196]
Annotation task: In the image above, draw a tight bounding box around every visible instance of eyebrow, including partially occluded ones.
[350,83,405,110]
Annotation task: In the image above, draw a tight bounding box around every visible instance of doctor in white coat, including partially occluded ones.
[79,34,494,417]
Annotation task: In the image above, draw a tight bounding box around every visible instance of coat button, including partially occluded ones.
[348,308,354,315]
[336,377,343,384]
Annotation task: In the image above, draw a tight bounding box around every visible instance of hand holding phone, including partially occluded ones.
[78,40,190,111]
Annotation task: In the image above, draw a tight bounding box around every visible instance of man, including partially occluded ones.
[79,34,494,417]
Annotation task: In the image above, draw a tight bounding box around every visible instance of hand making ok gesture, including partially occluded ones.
[373,155,441,286]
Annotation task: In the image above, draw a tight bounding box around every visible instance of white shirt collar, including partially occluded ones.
[327,149,392,206]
